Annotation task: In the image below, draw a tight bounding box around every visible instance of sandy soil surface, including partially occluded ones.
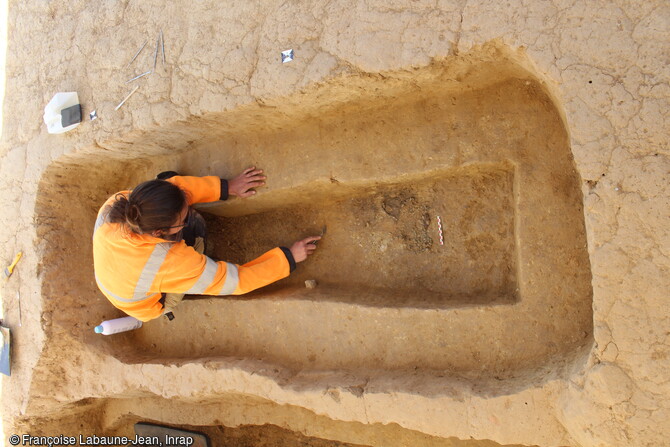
[123,76,591,380]
[0,1,668,447]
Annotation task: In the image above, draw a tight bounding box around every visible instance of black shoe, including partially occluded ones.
[156,171,179,180]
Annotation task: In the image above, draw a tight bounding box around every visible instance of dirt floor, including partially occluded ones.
[204,164,517,306]
[20,66,594,444]
[98,396,534,447]
[1,2,668,447]
[112,420,523,447]
[121,420,373,447]
[170,424,369,447]
[87,76,592,377]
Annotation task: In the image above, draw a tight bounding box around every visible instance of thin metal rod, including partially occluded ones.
[160,30,165,64]
[115,85,139,111]
[153,34,160,69]
[125,70,152,84]
[126,40,148,68]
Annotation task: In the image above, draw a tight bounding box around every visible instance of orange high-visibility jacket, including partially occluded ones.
[93,175,295,321]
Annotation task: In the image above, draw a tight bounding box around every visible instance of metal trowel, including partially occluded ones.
[309,225,327,245]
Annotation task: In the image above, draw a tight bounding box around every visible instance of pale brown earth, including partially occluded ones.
[0,1,668,447]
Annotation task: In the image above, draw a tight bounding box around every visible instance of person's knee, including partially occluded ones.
[193,236,205,254]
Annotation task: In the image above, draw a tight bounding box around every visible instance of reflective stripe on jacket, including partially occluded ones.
[93,175,292,322]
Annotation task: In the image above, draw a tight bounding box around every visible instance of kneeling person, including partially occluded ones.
[92,167,320,321]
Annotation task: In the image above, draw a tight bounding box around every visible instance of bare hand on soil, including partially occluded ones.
[290,236,321,262]
[228,166,266,198]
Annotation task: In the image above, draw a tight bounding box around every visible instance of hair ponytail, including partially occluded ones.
[125,201,143,230]
[104,180,187,235]
[105,193,131,227]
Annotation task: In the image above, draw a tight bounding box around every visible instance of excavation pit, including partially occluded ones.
[36,52,593,385]
[203,163,517,308]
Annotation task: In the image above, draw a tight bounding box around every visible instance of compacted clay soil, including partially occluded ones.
[115,77,591,377]
[204,164,516,307]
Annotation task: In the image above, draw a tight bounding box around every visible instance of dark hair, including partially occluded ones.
[105,180,187,234]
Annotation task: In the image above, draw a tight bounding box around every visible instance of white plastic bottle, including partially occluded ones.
[94,316,143,335]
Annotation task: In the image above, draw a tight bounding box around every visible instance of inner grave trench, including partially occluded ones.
[202,163,517,308]
[35,55,593,382]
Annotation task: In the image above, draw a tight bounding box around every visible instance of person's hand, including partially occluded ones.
[228,167,266,198]
[290,236,321,263]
